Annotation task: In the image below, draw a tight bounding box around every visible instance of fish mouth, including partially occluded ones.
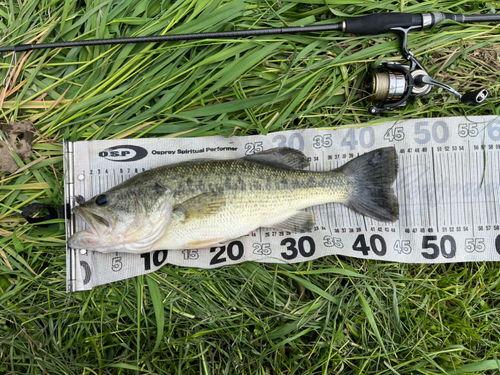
[73,206,112,237]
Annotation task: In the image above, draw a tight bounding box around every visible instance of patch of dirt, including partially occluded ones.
[470,48,500,70]
[0,121,36,173]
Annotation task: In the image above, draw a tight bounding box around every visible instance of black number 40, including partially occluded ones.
[352,234,386,256]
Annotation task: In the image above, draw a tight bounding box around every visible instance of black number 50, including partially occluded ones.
[421,235,456,259]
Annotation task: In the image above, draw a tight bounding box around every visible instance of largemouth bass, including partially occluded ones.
[68,147,398,253]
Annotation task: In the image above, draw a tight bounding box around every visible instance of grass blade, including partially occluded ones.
[146,274,165,353]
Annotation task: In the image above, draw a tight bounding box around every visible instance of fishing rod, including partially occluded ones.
[1,12,499,114]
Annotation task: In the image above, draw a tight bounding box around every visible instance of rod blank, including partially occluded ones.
[0,24,343,53]
[0,12,499,54]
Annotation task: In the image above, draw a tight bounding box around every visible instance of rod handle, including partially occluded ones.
[344,13,423,35]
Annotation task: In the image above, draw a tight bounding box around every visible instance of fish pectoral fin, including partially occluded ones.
[271,211,315,232]
[186,238,226,249]
[174,191,226,222]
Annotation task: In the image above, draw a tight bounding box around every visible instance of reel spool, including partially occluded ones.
[363,62,432,115]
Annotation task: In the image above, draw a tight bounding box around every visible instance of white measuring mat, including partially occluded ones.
[64,116,500,292]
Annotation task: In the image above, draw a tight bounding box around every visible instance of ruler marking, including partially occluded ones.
[439,151,446,226]
[488,149,493,223]
[401,154,407,227]
[485,149,491,223]
[335,159,341,230]
[329,160,337,232]
[413,153,419,226]
[439,150,446,226]
[463,150,470,229]
[480,149,488,223]
[329,158,338,232]
[406,153,412,227]
[438,151,444,227]
[489,148,497,223]
[452,151,457,227]
[423,153,432,228]
[431,147,439,232]
[447,152,453,226]
[441,152,448,227]
[481,150,490,224]
[410,153,417,227]
[414,153,419,226]
[468,140,475,237]
[477,149,486,225]
[359,150,366,232]
[494,148,499,224]
[396,148,402,235]
[458,151,466,227]
[488,148,496,223]
[474,153,483,224]
[482,149,488,224]
[319,151,329,237]
[417,153,425,227]
[98,174,101,197]
[454,151,459,226]
[472,147,478,232]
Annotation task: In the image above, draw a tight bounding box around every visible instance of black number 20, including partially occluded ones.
[210,241,244,265]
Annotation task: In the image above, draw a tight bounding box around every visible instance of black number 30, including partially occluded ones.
[280,236,315,260]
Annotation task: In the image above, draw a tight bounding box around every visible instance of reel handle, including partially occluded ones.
[460,89,489,105]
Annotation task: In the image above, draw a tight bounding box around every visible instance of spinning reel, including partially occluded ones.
[363,27,488,115]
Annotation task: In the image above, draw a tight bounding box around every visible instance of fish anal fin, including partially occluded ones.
[175,192,226,222]
[271,211,315,232]
[186,237,226,249]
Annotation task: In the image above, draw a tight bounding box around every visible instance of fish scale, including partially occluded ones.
[144,160,351,199]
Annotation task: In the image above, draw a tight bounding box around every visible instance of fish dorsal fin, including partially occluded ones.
[270,211,315,232]
[174,192,226,222]
[243,147,309,170]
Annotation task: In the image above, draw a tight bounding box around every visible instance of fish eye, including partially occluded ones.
[95,194,109,206]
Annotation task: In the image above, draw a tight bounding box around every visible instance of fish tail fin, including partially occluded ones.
[338,147,399,222]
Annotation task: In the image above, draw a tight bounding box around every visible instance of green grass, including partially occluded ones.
[1,0,500,373]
